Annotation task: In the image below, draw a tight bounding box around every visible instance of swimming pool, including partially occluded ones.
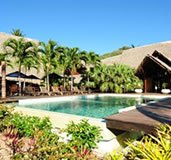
[17,94,158,118]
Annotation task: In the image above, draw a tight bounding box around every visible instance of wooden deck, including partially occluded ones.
[105,98,171,134]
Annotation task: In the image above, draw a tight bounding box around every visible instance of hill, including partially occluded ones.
[100,46,132,59]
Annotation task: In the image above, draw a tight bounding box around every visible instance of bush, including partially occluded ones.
[0,105,14,132]
[65,119,102,151]
[0,106,101,159]
[126,123,171,160]
[9,113,52,137]
[104,124,171,160]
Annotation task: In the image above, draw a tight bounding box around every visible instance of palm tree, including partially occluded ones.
[0,53,12,98]
[59,47,86,90]
[3,38,39,95]
[11,28,25,37]
[39,40,59,92]
[82,51,101,92]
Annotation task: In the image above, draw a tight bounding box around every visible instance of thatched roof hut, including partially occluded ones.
[102,41,171,92]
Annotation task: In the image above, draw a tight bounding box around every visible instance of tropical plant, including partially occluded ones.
[11,28,25,37]
[59,47,87,90]
[65,119,102,151]
[39,40,59,92]
[3,38,39,95]
[82,51,101,92]
[83,64,142,93]
[8,113,52,137]
[105,150,124,160]
[126,123,171,160]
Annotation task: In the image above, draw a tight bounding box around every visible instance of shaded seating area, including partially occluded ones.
[5,71,42,96]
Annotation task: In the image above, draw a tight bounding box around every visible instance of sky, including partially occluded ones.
[1,0,171,55]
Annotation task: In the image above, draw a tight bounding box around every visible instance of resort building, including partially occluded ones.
[102,41,171,93]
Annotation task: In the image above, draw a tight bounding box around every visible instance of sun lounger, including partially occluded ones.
[25,86,38,96]
[72,86,83,94]
[51,86,63,95]
[39,86,51,96]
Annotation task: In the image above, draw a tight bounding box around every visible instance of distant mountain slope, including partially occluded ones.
[100,46,132,59]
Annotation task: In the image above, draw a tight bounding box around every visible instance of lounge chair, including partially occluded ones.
[40,86,51,96]
[72,86,83,94]
[25,86,38,96]
[80,86,88,94]
[51,86,63,95]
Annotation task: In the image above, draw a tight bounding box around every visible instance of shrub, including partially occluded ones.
[105,150,124,160]
[65,119,102,151]
[126,123,171,160]
[0,105,14,132]
[9,113,52,137]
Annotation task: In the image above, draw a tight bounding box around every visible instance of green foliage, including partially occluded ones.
[126,123,171,160]
[83,64,142,93]
[0,105,14,132]
[0,104,13,119]
[9,113,52,137]
[65,119,102,151]
[100,46,131,59]
[105,150,124,160]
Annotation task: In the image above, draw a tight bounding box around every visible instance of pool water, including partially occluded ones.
[17,95,156,118]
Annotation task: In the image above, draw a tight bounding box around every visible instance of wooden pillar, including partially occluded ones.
[144,77,153,93]
[1,61,6,98]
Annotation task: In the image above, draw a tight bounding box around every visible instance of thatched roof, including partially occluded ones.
[0,32,44,79]
[102,41,171,68]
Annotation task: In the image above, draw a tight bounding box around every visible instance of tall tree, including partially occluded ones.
[11,29,25,37]
[0,53,12,98]
[59,47,86,90]
[39,40,59,92]
[82,51,101,92]
[3,38,39,95]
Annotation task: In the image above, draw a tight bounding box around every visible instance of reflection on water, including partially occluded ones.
[18,96,156,119]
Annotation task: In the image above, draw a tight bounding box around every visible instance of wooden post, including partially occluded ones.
[1,61,6,98]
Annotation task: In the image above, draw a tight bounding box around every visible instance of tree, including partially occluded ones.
[82,51,101,92]
[39,40,59,92]
[85,64,142,93]
[59,47,86,90]
[0,53,12,98]
[11,28,25,37]
[3,38,39,95]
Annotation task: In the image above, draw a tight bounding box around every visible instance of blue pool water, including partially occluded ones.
[18,95,156,118]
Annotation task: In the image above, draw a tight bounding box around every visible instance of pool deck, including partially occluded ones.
[105,97,171,134]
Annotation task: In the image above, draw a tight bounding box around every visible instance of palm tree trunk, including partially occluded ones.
[87,75,90,94]
[23,69,27,94]
[1,61,6,98]
[18,66,22,96]
[71,74,73,92]
[63,72,66,88]
[47,70,50,92]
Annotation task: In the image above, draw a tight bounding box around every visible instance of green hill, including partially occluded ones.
[100,46,132,59]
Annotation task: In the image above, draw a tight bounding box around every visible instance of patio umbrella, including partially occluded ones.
[6,71,27,78]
